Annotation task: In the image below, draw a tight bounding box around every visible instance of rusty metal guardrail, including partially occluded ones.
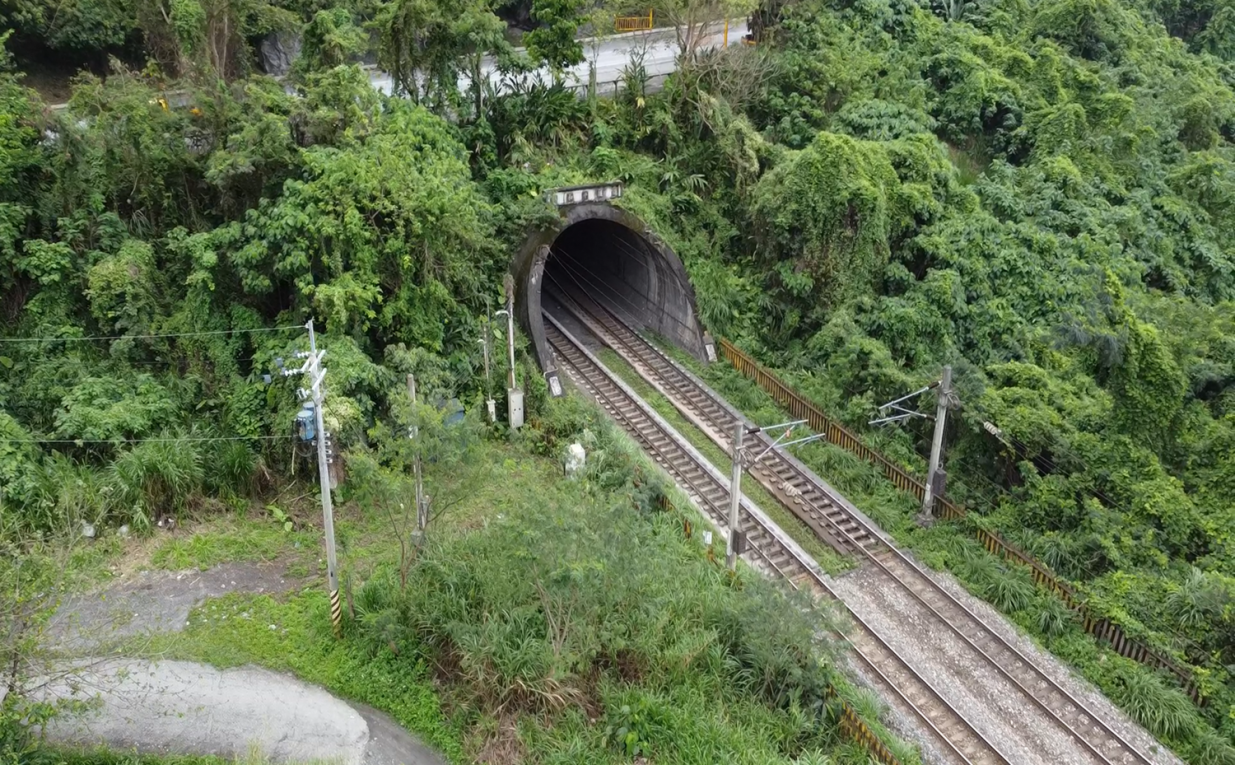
[716,337,1203,704]
[836,695,902,764]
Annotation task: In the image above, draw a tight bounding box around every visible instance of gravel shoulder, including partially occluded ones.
[922,560,1184,765]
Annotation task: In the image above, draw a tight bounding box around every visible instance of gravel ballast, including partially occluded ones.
[830,562,1184,765]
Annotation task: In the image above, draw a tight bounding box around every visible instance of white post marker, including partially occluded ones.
[501,277,523,429]
[726,420,745,572]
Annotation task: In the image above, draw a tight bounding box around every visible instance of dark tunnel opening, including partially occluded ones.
[541,218,706,356]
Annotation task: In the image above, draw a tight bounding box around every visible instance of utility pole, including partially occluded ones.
[407,374,427,534]
[285,319,341,636]
[726,420,745,572]
[870,368,957,525]
[725,417,813,572]
[920,366,953,524]
[482,300,496,422]
[500,275,523,429]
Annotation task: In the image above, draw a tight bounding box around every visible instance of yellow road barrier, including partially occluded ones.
[615,10,653,31]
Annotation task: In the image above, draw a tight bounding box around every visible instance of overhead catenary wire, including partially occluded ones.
[571,227,1166,549]
[547,243,686,332]
[546,242,703,338]
[548,263,728,435]
[547,262,700,352]
[554,234,1144,554]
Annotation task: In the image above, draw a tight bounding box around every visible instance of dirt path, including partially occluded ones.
[40,561,446,765]
[48,561,297,652]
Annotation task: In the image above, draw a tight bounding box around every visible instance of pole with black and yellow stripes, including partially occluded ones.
[285,319,343,637]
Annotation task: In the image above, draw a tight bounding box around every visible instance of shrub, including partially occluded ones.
[1034,594,1074,637]
[983,568,1036,613]
[111,437,204,528]
[1112,666,1199,741]
[352,421,851,762]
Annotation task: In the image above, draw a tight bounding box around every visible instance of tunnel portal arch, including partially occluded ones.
[512,199,714,394]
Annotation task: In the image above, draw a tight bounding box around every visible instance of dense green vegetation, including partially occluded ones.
[6,400,907,764]
[669,342,1235,763]
[4,0,1235,756]
[690,0,1235,754]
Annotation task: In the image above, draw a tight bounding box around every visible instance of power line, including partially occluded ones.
[0,325,303,344]
[12,353,270,368]
[987,426,1136,513]
[2,434,286,445]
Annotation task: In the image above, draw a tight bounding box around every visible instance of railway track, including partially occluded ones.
[544,281,1158,765]
[544,313,1010,765]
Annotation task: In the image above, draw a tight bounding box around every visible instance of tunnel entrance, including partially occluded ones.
[512,199,713,394]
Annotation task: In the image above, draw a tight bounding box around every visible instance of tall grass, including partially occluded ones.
[349,411,881,764]
[1112,667,1198,741]
[112,437,204,530]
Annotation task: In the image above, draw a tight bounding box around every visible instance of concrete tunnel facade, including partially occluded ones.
[511,198,714,394]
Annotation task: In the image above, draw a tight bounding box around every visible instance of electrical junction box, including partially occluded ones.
[508,388,524,429]
[703,333,718,363]
[547,372,563,398]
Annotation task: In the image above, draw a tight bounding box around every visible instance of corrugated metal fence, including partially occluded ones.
[836,695,903,764]
[716,338,1203,704]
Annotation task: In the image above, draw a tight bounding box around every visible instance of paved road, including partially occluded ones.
[49,19,749,110]
[31,562,446,764]
[369,19,749,96]
[26,659,445,765]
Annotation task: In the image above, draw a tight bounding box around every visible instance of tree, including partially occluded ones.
[749,131,902,334]
[2,0,133,56]
[524,0,585,76]
[229,103,495,339]
[296,7,367,76]
[135,0,298,79]
[654,0,757,61]
[374,0,506,113]
[1,543,88,760]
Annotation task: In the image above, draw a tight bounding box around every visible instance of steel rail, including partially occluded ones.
[544,313,1007,765]
[552,289,1156,765]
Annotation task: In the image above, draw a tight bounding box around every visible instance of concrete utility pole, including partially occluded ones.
[726,420,746,572]
[286,319,341,636]
[920,366,953,524]
[501,275,523,429]
[407,374,427,534]
[725,417,815,572]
